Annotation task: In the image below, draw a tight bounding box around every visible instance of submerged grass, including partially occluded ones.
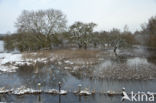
[21,49,156,80]
[22,50,52,60]
[52,49,101,58]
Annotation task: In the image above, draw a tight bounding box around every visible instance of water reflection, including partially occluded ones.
[1,63,156,91]
[104,57,154,68]
[59,95,61,103]
[16,64,68,89]
[127,57,148,66]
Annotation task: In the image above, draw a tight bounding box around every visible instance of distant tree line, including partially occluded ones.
[134,16,156,48]
[3,9,156,52]
[0,35,5,40]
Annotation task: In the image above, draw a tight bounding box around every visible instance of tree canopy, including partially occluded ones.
[15,9,67,35]
[69,22,96,49]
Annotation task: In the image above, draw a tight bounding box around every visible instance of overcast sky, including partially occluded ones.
[0,0,156,34]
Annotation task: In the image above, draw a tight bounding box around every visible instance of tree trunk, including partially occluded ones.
[114,46,117,56]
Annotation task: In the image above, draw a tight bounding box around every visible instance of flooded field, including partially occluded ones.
[0,40,156,103]
[0,64,156,103]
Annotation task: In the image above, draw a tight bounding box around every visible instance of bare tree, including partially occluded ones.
[69,22,96,49]
[15,9,67,49]
[146,16,156,47]
[147,16,156,35]
[15,9,67,35]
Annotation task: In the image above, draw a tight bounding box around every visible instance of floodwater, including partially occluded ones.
[0,41,156,103]
[0,64,156,103]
